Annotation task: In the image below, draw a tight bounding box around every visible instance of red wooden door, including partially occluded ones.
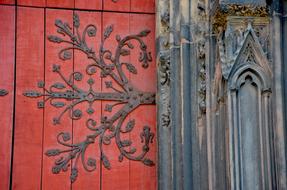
[0,1,156,190]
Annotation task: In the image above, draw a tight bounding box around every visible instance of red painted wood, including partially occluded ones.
[131,0,155,13]
[75,0,102,10]
[0,5,15,190]
[104,0,130,12]
[9,2,156,189]
[12,7,45,190]
[46,0,74,8]
[101,12,131,190]
[71,10,102,190]
[41,9,73,190]
[18,0,45,7]
[129,13,157,190]
[0,0,14,5]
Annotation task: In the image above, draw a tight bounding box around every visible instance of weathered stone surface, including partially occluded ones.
[156,0,286,189]
[220,0,266,5]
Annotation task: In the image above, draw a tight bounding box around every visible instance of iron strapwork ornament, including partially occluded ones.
[24,13,155,183]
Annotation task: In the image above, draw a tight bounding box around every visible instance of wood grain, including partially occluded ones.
[101,12,131,190]
[0,0,14,5]
[131,0,155,13]
[41,9,73,190]
[71,10,102,190]
[6,3,156,189]
[103,0,130,12]
[75,0,101,10]
[129,13,157,190]
[0,5,15,190]
[18,0,45,7]
[12,7,45,190]
[46,0,74,8]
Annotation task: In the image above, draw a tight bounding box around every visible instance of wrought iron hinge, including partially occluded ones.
[24,13,155,183]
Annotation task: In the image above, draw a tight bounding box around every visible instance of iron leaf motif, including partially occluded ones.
[23,13,155,183]
[0,89,8,96]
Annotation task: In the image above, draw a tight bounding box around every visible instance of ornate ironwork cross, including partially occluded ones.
[24,13,155,183]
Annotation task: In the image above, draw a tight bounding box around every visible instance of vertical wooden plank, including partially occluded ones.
[71,10,102,190]
[0,0,14,5]
[41,9,73,190]
[46,0,74,9]
[18,0,45,7]
[0,5,15,190]
[129,13,157,190]
[131,0,155,13]
[12,7,44,190]
[101,12,130,190]
[103,0,130,12]
[75,0,102,10]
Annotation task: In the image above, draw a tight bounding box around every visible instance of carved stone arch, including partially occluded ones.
[227,56,273,190]
[229,64,271,91]
[236,70,264,91]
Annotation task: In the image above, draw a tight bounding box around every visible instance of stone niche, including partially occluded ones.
[216,16,273,189]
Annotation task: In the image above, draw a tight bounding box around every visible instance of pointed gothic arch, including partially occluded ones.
[226,22,273,190]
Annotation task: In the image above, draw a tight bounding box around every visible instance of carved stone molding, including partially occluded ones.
[156,1,175,189]
[212,4,269,33]
[197,39,207,114]
[158,49,171,127]
[196,1,208,115]
[157,0,171,128]
[159,50,170,86]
